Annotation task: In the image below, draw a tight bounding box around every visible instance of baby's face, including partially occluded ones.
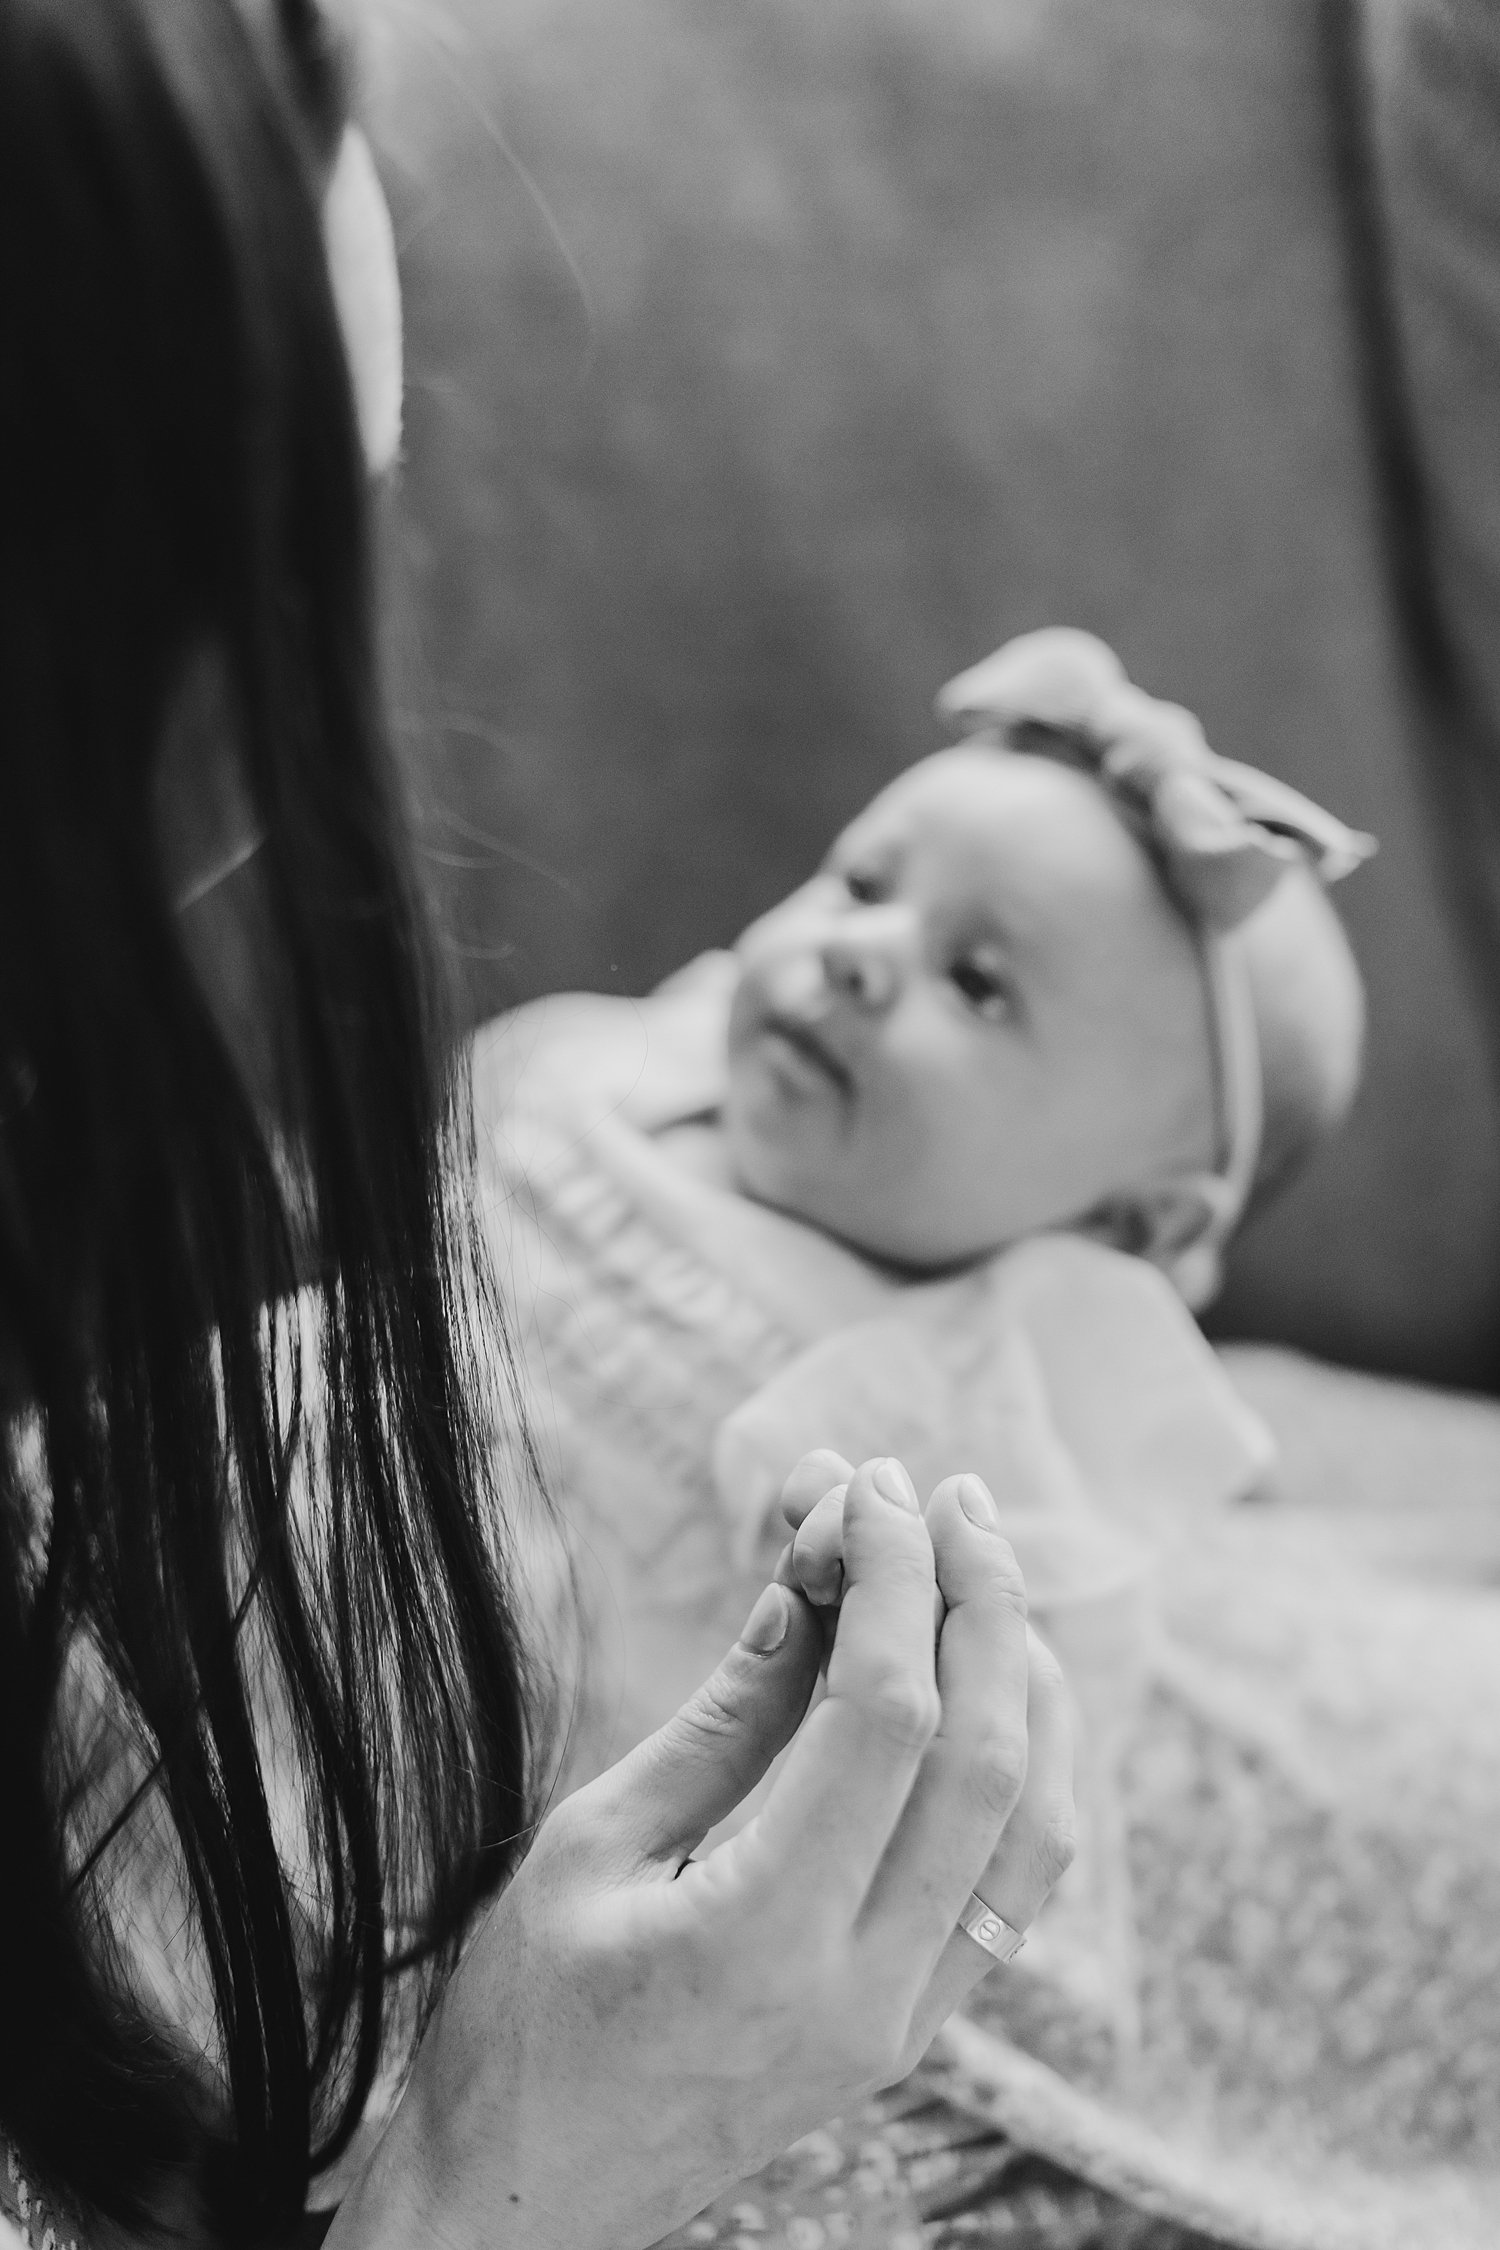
[725,746,1219,1268]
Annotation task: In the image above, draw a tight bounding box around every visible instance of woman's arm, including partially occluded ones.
[327,1456,1072,2250]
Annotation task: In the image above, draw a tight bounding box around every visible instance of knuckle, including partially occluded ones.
[979,1541,1030,1619]
[833,2001,907,2092]
[967,1722,1030,1819]
[859,1665,941,1753]
[1036,1803,1078,1885]
[671,1667,744,1753]
[871,1542,940,1597]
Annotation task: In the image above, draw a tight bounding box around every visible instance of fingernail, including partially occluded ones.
[874,1457,919,1512]
[959,1474,1000,1530]
[740,1582,791,1654]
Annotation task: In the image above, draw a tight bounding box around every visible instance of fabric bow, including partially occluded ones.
[936,629,1376,929]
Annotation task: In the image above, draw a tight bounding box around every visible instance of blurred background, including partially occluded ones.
[358,0,1500,1389]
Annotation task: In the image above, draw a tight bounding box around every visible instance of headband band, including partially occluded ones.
[1170,931,1265,1307]
[935,630,1375,1302]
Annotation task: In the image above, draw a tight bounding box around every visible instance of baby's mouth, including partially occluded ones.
[759,1012,854,1099]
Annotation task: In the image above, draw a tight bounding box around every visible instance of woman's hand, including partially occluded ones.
[782,1445,1077,2031]
[330,1453,1073,2250]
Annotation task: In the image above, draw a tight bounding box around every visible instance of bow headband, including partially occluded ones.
[935,629,1376,931]
[934,630,1375,1307]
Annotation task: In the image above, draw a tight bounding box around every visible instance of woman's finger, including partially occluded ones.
[966,1626,1075,1933]
[589,1579,825,1865]
[856,1474,1036,1979]
[747,1457,942,1921]
[780,1447,855,1532]
[903,1623,1076,2059]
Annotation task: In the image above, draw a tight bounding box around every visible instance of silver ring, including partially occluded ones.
[956,1890,1027,1966]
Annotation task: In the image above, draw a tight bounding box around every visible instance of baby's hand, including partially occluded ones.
[778,1447,855,1606]
[778,1449,981,1647]
[778,1447,851,1601]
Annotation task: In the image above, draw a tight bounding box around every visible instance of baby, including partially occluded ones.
[478,631,1372,2022]
[680,629,1370,1310]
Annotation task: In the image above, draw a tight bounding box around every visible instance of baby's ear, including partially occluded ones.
[1094,1180,1235,1310]
[1080,1180,1220,1267]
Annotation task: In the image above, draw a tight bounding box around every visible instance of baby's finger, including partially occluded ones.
[780,1448,855,1532]
[904,1628,1075,2055]
[791,1484,847,1606]
[790,1470,947,1631]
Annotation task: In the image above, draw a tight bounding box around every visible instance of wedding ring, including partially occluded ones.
[956,1890,1027,1966]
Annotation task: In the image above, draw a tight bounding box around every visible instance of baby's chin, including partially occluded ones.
[723,1107,1001,1275]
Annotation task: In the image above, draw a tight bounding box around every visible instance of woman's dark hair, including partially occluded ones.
[0,0,538,2237]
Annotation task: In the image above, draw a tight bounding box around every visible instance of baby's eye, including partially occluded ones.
[841,867,885,905]
[950,949,1014,1022]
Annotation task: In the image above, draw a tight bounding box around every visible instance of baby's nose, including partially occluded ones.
[821,922,904,1012]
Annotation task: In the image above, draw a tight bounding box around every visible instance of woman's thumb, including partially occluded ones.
[590,1583,823,1863]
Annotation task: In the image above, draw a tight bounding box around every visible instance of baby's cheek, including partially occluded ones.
[867,1057,1010,1244]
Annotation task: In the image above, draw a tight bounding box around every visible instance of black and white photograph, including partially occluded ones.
[3,4,1498,2247]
